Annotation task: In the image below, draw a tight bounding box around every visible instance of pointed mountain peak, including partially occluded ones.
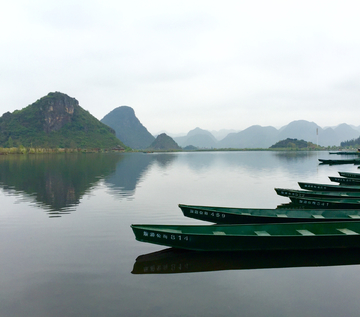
[0,92,125,149]
[101,106,155,150]
[147,133,181,151]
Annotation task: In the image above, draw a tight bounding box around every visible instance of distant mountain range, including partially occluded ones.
[172,121,360,148]
[3,93,357,151]
[99,103,360,149]
[173,127,218,148]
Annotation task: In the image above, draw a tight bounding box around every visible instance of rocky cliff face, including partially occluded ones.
[41,93,77,133]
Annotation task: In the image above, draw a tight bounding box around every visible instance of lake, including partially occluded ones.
[1,151,360,317]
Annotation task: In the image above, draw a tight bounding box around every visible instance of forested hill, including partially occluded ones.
[101,106,155,150]
[147,133,181,151]
[270,138,317,149]
[0,92,127,149]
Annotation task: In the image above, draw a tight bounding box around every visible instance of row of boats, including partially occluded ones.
[321,150,360,165]
[319,158,360,165]
[131,170,360,252]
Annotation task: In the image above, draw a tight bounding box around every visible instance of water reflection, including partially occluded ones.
[0,151,335,215]
[132,247,360,274]
[152,153,178,168]
[180,151,320,174]
[104,153,177,197]
[0,153,178,214]
[0,153,123,214]
[104,153,154,197]
[274,151,317,161]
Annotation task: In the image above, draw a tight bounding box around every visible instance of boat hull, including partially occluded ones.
[339,171,360,179]
[329,151,360,155]
[179,204,360,224]
[275,187,360,199]
[298,182,360,192]
[131,222,360,251]
[319,158,360,164]
[289,196,360,209]
[329,176,360,185]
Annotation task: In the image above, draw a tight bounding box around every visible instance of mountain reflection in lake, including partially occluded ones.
[0,153,179,215]
[2,151,360,317]
[0,153,123,214]
[105,153,177,198]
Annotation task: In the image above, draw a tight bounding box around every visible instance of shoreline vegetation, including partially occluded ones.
[0,146,127,155]
[0,146,353,155]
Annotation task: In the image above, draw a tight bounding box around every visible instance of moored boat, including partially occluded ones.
[275,187,360,199]
[329,151,360,155]
[179,203,360,224]
[298,181,360,192]
[339,171,360,178]
[289,196,360,209]
[131,221,360,251]
[318,158,360,165]
[329,176,360,185]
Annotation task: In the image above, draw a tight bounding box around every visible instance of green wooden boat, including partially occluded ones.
[275,187,360,199]
[131,221,360,251]
[318,158,360,165]
[298,181,360,192]
[132,247,360,274]
[179,203,360,224]
[289,196,360,209]
[329,151,360,155]
[329,176,360,185]
[339,171,360,178]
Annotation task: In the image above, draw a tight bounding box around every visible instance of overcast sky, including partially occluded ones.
[1,0,360,134]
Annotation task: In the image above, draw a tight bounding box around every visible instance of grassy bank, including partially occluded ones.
[0,147,126,155]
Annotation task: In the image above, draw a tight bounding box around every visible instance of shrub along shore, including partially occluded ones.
[0,146,345,155]
[0,147,126,154]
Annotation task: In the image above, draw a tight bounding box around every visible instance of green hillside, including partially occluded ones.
[270,138,317,149]
[0,92,127,149]
[147,133,182,151]
[341,136,360,148]
[101,106,155,149]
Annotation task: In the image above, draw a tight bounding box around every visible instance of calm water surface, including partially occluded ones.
[1,151,360,317]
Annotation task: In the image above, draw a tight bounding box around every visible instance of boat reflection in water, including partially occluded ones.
[132,247,360,274]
